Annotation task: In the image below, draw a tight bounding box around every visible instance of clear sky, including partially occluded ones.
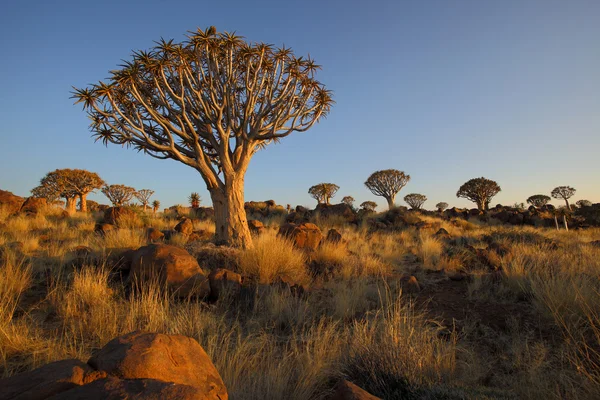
[0,0,598,210]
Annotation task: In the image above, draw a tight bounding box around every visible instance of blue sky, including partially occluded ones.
[0,0,598,210]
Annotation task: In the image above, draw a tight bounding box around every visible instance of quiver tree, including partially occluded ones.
[364,169,410,209]
[404,193,427,210]
[73,26,332,248]
[551,186,576,209]
[360,201,377,212]
[308,183,339,205]
[102,184,136,206]
[435,202,449,212]
[31,169,83,214]
[189,192,201,208]
[62,169,105,212]
[135,189,155,211]
[576,199,592,208]
[456,177,501,211]
[341,196,355,207]
[152,200,161,214]
[526,194,551,208]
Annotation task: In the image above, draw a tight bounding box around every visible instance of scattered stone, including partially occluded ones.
[273,275,307,297]
[174,218,194,236]
[129,244,210,298]
[208,268,243,299]
[188,229,213,242]
[326,228,343,243]
[434,228,450,239]
[94,223,116,236]
[104,207,138,226]
[278,222,322,251]
[0,359,104,400]
[147,227,165,242]
[400,275,421,294]
[330,380,382,400]
[247,219,265,235]
[88,331,227,399]
[19,197,47,215]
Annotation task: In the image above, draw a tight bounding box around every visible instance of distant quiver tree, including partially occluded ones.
[364,169,410,210]
[551,186,576,209]
[456,177,501,211]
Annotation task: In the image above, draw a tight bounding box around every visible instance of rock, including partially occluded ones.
[208,268,242,299]
[72,245,93,258]
[469,208,483,217]
[174,218,194,236]
[315,203,356,223]
[104,207,138,226]
[330,380,381,400]
[186,244,240,271]
[94,223,116,236]
[326,228,343,243]
[130,244,210,298]
[0,189,25,214]
[247,219,265,235]
[48,377,206,400]
[19,197,47,215]
[285,211,310,224]
[400,275,421,294]
[87,331,227,399]
[147,227,165,242]
[0,359,104,400]
[434,228,451,239]
[414,221,432,230]
[272,275,307,297]
[194,207,215,221]
[278,222,323,251]
[187,230,213,242]
[589,240,600,248]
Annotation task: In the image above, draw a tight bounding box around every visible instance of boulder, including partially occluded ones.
[20,197,47,215]
[0,189,25,214]
[87,331,227,399]
[400,275,421,294]
[247,219,265,235]
[278,222,322,251]
[0,359,103,400]
[147,227,165,242]
[315,203,356,223]
[104,207,137,226]
[326,228,343,243]
[208,268,243,299]
[94,223,116,236]
[434,228,451,239]
[272,275,307,297]
[330,380,382,400]
[174,218,194,236]
[194,207,215,221]
[130,244,210,298]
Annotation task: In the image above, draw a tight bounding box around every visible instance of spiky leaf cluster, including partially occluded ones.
[189,192,201,208]
[102,184,137,206]
[526,195,551,208]
[364,170,410,200]
[135,189,155,206]
[551,186,576,201]
[72,27,333,188]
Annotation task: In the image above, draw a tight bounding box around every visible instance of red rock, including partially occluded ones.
[278,222,322,251]
[208,268,242,299]
[330,380,381,400]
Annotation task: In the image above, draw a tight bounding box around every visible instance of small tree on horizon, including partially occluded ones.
[551,186,576,209]
[189,192,201,208]
[73,26,333,248]
[456,177,501,211]
[308,183,339,205]
[152,199,161,214]
[404,193,427,210]
[135,189,155,212]
[341,196,355,207]
[364,169,410,210]
[526,194,551,208]
[360,201,377,212]
[436,202,449,212]
[32,169,104,213]
[102,184,136,206]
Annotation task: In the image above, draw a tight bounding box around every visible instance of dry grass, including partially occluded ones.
[238,232,308,284]
[1,207,600,398]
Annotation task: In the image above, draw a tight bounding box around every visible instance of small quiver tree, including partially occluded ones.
[364,169,410,210]
[526,194,551,209]
[308,183,339,205]
[360,201,377,212]
[102,184,136,206]
[435,202,449,212]
[341,196,355,207]
[189,192,201,209]
[456,177,501,211]
[152,200,161,214]
[551,186,576,209]
[135,189,155,212]
[404,193,427,210]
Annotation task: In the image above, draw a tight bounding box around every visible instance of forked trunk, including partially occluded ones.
[210,177,253,249]
[79,193,88,212]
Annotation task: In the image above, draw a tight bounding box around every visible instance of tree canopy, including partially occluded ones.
[404,193,427,210]
[308,183,339,204]
[435,202,449,212]
[551,186,576,208]
[102,184,137,206]
[360,201,377,212]
[364,169,410,209]
[31,169,104,212]
[526,194,551,208]
[456,177,501,211]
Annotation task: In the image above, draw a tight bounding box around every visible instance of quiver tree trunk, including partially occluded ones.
[386,196,395,210]
[79,193,88,212]
[209,176,252,249]
[65,197,77,214]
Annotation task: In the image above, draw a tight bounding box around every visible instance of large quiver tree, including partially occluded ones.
[73,26,333,248]
[64,169,105,212]
[456,177,501,211]
[364,169,410,210]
